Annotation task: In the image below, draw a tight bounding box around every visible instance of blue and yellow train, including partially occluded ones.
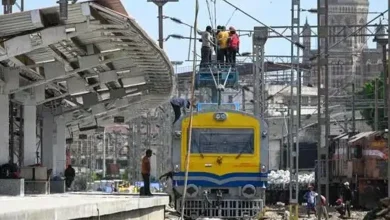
[171,103,269,219]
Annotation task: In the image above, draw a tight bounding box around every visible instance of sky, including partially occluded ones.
[11,0,389,69]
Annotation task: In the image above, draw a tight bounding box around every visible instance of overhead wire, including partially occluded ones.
[205,0,214,29]
[225,8,237,27]
[180,0,199,219]
[221,0,304,49]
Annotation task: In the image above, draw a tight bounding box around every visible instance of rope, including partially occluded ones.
[205,0,214,29]
[179,0,199,219]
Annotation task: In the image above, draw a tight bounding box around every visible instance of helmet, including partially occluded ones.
[344,182,349,186]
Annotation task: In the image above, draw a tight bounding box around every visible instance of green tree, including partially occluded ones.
[357,73,386,130]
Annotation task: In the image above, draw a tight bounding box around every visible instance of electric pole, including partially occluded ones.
[375,78,379,131]
[148,0,179,49]
[289,0,301,218]
[387,0,390,198]
[316,0,330,215]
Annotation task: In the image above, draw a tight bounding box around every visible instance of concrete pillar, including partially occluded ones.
[0,95,9,165]
[23,105,36,166]
[54,116,66,175]
[42,110,54,170]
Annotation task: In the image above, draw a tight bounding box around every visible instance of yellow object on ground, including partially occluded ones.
[289,204,299,220]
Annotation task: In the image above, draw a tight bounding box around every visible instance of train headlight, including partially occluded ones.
[186,184,198,198]
[214,112,227,121]
[242,184,256,198]
[174,164,180,173]
[261,164,267,173]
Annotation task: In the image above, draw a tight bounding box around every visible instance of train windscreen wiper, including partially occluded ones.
[235,139,253,159]
[191,137,204,158]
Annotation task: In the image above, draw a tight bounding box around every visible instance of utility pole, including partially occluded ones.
[323,0,330,208]
[352,82,356,133]
[289,0,301,218]
[375,78,379,131]
[252,26,268,117]
[113,132,117,164]
[148,0,179,49]
[316,0,330,215]
[387,0,390,198]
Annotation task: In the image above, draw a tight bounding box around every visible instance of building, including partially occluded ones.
[303,0,385,89]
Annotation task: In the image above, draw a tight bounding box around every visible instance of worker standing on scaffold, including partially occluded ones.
[197,26,214,68]
[227,26,240,67]
[217,26,229,64]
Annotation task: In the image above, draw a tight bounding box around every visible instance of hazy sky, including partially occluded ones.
[16,0,388,67]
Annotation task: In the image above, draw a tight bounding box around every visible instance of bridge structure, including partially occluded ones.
[0,1,174,219]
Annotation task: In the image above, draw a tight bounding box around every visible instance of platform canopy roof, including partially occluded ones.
[0,1,175,132]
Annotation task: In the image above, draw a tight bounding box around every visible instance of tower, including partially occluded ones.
[302,18,312,86]
[311,0,370,88]
[302,18,312,64]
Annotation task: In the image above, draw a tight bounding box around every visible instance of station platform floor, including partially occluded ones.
[0,193,169,220]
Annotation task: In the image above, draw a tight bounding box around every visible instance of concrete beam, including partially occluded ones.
[9,51,133,94]
[64,93,145,126]
[0,23,91,62]
[36,68,144,105]
[59,84,147,117]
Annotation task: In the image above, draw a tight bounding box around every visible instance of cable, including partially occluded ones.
[205,0,214,29]
[180,0,199,219]
[221,0,304,49]
[225,9,237,27]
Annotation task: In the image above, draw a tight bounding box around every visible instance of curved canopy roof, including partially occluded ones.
[0,1,175,131]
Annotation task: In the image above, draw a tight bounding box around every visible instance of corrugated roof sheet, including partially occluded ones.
[348,131,377,144]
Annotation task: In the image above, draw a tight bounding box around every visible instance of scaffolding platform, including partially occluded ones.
[195,64,239,89]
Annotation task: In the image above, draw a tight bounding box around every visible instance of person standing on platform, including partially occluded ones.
[217,26,229,64]
[227,26,240,67]
[141,149,153,196]
[64,165,75,191]
[198,26,214,67]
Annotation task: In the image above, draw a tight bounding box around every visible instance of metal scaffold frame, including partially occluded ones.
[252,27,268,118]
[289,0,301,218]
[316,0,330,216]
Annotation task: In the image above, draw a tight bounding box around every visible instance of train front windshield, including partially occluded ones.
[189,128,254,154]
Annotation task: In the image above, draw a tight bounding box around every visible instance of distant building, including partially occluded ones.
[303,0,385,89]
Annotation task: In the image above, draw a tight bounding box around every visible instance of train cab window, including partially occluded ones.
[354,145,363,159]
[189,128,254,154]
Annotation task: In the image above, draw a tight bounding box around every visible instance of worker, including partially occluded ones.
[227,26,240,67]
[197,26,214,68]
[335,198,346,218]
[159,171,174,207]
[217,26,229,64]
[141,149,153,196]
[170,97,191,125]
[341,181,353,218]
[315,193,329,219]
[303,185,317,218]
[214,25,221,54]
[64,165,75,191]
